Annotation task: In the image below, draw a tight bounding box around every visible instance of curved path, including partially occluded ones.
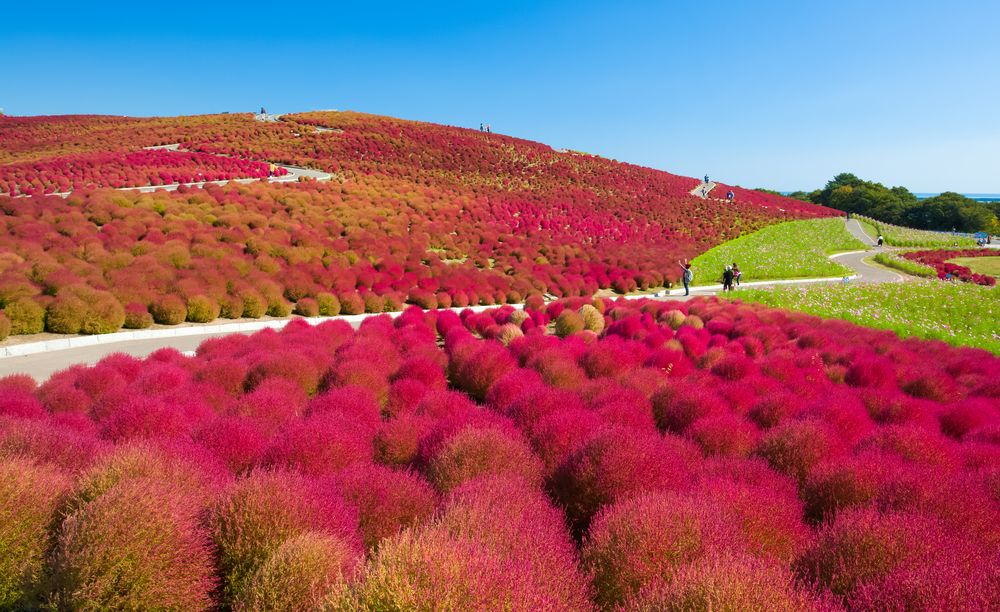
[0,221,910,380]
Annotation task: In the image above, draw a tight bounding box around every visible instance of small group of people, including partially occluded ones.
[676,261,741,296]
[479,123,492,133]
[722,263,741,291]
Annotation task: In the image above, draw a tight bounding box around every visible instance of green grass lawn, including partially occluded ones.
[858,215,977,247]
[733,279,1000,353]
[689,218,864,285]
[949,256,1000,277]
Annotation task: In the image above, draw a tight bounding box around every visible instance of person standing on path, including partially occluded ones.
[722,265,735,291]
[732,263,741,287]
[678,260,693,296]
[704,174,710,184]
[877,234,884,247]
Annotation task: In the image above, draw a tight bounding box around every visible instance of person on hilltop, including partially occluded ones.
[726,189,735,202]
[722,265,735,292]
[877,234,884,247]
[704,174,710,184]
[678,260,694,296]
[732,262,741,287]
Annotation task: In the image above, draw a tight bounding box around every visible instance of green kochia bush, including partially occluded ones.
[316,292,341,317]
[0,311,10,340]
[0,458,73,609]
[150,295,187,325]
[241,291,267,318]
[123,302,153,329]
[50,479,217,610]
[46,287,126,335]
[5,298,45,335]
[186,295,221,323]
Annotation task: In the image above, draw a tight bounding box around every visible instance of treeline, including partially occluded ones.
[758,173,999,234]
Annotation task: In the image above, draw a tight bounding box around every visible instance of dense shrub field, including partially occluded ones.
[0,111,839,337]
[901,248,997,286]
[0,149,285,196]
[1,296,998,609]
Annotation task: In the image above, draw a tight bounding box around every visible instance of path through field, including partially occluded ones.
[0,221,910,380]
[690,181,717,198]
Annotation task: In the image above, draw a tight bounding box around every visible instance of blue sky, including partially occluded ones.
[3,1,999,192]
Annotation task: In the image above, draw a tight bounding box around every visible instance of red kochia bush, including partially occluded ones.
[0,457,73,609]
[550,427,699,532]
[51,479,217,611]
[211,470,361,607]
[795,507,999,608]
[622,552,825,612]
[426,427,544,493]
[332,463,438,550]
[436,475,592,611]
[194,415,269,474]
[582,490,748,608]
[264,412,374,476]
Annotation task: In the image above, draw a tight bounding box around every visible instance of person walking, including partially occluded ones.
[678,260,693,296]
[722,265,735,292]
[732,263,741,286]
[877,234,884,247]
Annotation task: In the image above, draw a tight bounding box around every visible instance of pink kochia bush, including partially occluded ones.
[4,295,1000,608]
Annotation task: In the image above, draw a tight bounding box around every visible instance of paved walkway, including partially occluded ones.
[691,181,717,199]
[0,221,910,381]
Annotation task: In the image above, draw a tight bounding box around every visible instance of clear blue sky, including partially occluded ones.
[3,0,999,192]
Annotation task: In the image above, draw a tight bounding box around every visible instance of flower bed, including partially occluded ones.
[0,149,286,196]
[901,249,997,286]
[2,297,999,609]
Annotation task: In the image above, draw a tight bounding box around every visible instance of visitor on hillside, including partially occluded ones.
[486,124,492,134]
[726,190,735,202]
[704,174,710,184]
[877,234,884,247]
[732,262,741,286]
[701,186,708,197]
[678,260,693,296]
[722,265,735,292]
[480,123,484,132]
[268,163,277,177]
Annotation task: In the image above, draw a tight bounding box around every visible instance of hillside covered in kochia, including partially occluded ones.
[0,111,839,336]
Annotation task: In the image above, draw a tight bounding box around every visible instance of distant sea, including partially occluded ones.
[780,192,999,203]
[912,193,1000,203]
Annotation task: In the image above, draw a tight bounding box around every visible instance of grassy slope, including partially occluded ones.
[734,280,1000,353]
[859,216,976,247]
[689,218,865,285]
[949,256,1000,277]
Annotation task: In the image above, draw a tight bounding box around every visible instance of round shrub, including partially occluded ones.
[0,458,72,609]
[150,295,187,325]
[45,293,86,334]
[583,490,747,608]
[5,298,45,335]
[755,419,845,484]
[122,302,153,329]
[795,507,971,603]
[579,304,605,333]
[265,412,374,476]
[550,427,698,532]
[333,464,438,551]
[554,309,585,338]
[295,297,320,317]
[245,352,321,395]
[346,526,555,610]
[51,479,217,611]
[623,552,823,612]
[241,532,357,612]
[211,470,361,606]
[241,291,267,318]
[338,291,365,315]
[436,476,592,611]
[186,295,220,323]
[219,294,245,319]
[194,416,269,474]
[316,292,341,316]
[426,427,544,494]
[0,312,10,340]
[688,414,761,458]
[266,297,292,318]
[80,291,125,334]
[356,293,379,314]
